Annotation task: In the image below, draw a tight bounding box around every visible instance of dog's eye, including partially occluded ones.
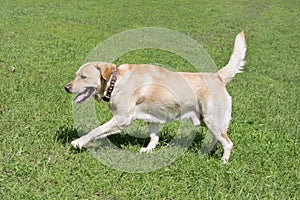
[80,75,87,79]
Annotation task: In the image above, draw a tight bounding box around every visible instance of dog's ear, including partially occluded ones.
[95,63,116,80]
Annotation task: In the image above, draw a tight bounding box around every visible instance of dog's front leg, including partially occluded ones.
[71,116,130,149]
[140,123,160,153]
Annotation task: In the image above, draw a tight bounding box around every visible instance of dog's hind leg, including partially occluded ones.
[140,123,160,153]
[204,108,234,162]
[208,136,218,154]
[202,91,233,163]
[204,120,233,163]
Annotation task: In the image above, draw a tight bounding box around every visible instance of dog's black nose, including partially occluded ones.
[65,84,72,93]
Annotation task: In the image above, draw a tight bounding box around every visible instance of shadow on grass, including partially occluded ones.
[54,125,150,152]
[107,134,151,149]
[55,125,79,145]
[54,125,211,154]
[54,125,85,153]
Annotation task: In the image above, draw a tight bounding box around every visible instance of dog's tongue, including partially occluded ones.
[74,87,95,103]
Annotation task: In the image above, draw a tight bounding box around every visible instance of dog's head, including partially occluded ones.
[65,62,116,103]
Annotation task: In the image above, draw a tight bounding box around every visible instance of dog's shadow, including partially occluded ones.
[54,125,150,149]
[55,125,209,153]
[54,125,79,146]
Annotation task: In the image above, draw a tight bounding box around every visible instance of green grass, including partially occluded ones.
[0,0,299,199]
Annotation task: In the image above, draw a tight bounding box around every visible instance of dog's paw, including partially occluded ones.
[140,147,153,153]
[221,157,229,164]
[71,138,82,149]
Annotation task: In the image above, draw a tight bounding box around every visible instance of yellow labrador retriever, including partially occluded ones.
[65,32,246,163]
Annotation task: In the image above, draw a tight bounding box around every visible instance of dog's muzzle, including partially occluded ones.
[65,83,73,93]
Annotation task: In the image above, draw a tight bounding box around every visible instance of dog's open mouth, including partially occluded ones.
[73,87,96,103]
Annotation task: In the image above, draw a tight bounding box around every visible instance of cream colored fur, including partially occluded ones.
[65,31,246,163]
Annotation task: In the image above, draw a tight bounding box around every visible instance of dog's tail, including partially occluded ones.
[218,31,247,85]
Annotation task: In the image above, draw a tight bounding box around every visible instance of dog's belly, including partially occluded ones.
[132,105,201,126]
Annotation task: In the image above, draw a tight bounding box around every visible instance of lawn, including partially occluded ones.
[0,0,299,199]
